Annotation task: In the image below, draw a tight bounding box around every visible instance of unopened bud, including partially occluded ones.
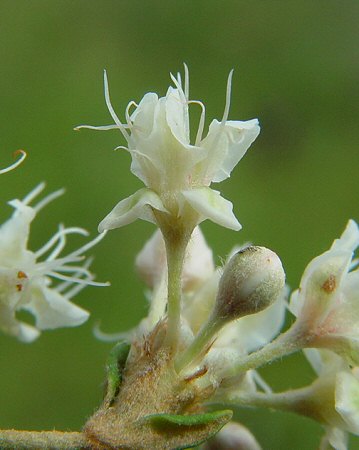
[202,422,262,450]
[214,246,285,322]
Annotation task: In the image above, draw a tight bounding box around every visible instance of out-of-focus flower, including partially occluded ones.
[201,421,262,450]
[76,66,260,233]
[0,183,108,342]
[0,150,27,174]
[135,226,214,292]
[304,349,359,450]
[289,220,359,365]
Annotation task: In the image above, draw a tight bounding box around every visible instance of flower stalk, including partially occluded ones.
[0,429,89,449]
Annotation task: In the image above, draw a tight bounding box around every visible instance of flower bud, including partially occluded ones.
[202,422,262,450]
[214,246,285,322]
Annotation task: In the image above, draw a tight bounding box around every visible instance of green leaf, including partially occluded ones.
[105,341,131,404]
[143,409,233,449]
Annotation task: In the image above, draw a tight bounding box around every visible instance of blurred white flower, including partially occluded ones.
[135,226,214,292]
[201,421,262,450]
[304,349,359,450]
[0,183,108,342]
[76,66,260,232]
[289,220,359,365]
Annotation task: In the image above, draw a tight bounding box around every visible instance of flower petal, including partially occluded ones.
[24,285,89,329]
[181,187,241,231]
[198,118,260,184]
[335,370,359,434]
[98,188,168,232]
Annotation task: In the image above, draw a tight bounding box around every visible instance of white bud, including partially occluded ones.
[202,422,262,450]
[214,246,285,322]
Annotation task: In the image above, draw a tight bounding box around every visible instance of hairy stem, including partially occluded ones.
[175,317,223,372]
[231,325,307,375]
[163,229,190,351]
[0,429,89,449]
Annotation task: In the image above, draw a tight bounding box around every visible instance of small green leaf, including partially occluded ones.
[105,341,131,404]
[143,409,233,449]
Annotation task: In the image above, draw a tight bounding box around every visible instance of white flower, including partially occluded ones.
[201,421,262,450]
[76,66,260,232]
[289,220,359,365]
[0,183,108,342]
[304,349,359,450]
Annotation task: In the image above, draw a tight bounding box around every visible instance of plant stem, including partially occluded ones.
[224,387,312,415]
[175,317,223,372]
[163,228,190,352]
[0,429,89,449]
[231,325,306,375]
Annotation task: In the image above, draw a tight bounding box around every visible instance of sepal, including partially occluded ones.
[181,187,240,231]
[98,188,168,232]
[143,409,233,449]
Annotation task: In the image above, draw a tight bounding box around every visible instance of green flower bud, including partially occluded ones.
[214,246,285,322]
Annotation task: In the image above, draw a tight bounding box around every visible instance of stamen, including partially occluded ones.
[170,72,186,102]
[125,100,138,129]
[170,71,189,140]
[74,124,125,131]
[93,322,134,342]
[55,265,94,276]
[56,258,93,294]
[183,63,189,100]
[59,231,107,260]
[35,225,88,259]
[176,71,182,87]
[47,271,109,287]
[189,100,206,146]
[22,182,46,205]
[33,188,65,213]
[0,150,27,174]
[65,277,92,299]
[221,69,234,125]
[103,70,131,142]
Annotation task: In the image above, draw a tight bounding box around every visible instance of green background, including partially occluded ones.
[1,1,359,448]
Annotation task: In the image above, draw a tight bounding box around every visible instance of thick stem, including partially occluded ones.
[0,429,89,449]
[163,228,191,351]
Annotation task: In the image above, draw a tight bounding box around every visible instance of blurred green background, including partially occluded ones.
[1,1,359,448]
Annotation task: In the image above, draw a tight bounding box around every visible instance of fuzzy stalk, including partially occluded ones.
[0,430,88,449]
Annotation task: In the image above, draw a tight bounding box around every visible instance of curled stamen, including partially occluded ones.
[221,69,234,125]
[103,69,131,142]
[0,150,27,174]
[35,225,88,259]
[58,230,107,260]
[93,322,134,342]
[189,100,206,146]
[125,100,138,129]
